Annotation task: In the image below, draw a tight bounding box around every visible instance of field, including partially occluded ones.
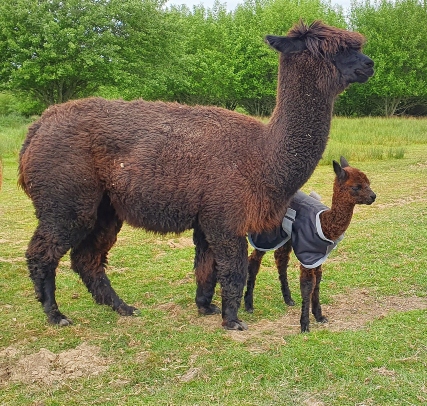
[1,116,427,405]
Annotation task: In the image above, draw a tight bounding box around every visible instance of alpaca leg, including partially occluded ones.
[70,196,137,316]
[274,240,295,306]
[299,266,315,333]
[193,225,220,315]
[244,249,265,313]
[311,266,328,324]
[212,236,248,330]
[27,224,72,325]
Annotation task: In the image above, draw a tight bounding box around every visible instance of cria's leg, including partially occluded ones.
[26,224,72,326]
[274,240,295,306]
[193,224,220,315]
[311,266,328,324]
[299,265,315,333]
[70,195,137,316]
[211,236,248,331]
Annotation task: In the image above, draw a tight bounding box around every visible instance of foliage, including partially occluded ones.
[343,0,427,116]
[0,0,426,115]
[0,0,127,106]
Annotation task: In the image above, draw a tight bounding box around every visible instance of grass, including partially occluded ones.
[1,115,427,405]
[0,114,33,157]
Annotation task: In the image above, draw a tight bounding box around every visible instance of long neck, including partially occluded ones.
[319,183,356,241]
[265,53,337,199]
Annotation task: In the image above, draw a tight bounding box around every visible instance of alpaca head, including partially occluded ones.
[265,20,374,92]
[333,156,376,205]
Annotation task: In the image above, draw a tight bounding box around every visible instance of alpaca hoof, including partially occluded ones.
[316,316,328,324]
[58,317,73,327]
[198,304,221,315]
[117,304,139,316]
[301,324,310,333]
[285,298,295,306]
[48,310,73,326]
[223,320,248,331]
[244,298,254,312]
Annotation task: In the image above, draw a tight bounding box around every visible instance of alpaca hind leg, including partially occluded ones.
[299,266,315,332]
[26,225,72,326]
[70,196,137,316]
[212,236,248,330]
[274,240,295,306]
[244,249,265,312]
[193,225,220,315]
[311,266,328,323]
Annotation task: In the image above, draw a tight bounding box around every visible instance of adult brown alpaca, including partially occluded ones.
[18,20,373,330]
[244,157,376,332]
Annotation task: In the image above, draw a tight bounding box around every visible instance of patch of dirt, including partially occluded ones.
[166,237,194,249]
[0,343,109,386]
[0,256,26,263]
[226,289,427,348]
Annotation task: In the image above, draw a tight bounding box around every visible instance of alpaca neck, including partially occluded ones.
[319,193,356,241]
[266,54,336,199]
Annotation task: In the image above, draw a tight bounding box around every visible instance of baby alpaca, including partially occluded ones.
[245,157,376,332]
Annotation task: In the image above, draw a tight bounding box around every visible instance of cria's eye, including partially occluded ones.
[352,185,362,192]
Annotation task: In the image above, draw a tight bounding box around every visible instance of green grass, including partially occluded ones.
[321,116,427,164]
[1,117,427,405]
[0,114,33,157]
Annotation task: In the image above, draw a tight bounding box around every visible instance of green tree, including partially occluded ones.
[159,2,240,108]
[349,0,427,116]
[0,0,127,107]
[108,0,182,102]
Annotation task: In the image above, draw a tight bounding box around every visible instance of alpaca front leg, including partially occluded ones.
[299,266,315,332]
[214,236,248,330]
[244,249,265,312]
[274,240,295,306]
[311,266,328,324]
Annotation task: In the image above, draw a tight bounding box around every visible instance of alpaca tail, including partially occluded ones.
[17,119,42,195]
[309,191,322,201]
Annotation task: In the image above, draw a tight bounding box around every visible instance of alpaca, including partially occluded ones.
[244,157,376,332]
[18,20,373,330]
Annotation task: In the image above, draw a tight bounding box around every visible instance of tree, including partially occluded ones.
[0,0,158,107]
[349,0,427,116]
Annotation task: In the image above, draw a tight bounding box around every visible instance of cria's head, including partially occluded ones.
[333,156,376,205]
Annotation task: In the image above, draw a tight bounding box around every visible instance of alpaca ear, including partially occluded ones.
[333,160,348,182]
[265,35,307,54]
[340,156,350,168]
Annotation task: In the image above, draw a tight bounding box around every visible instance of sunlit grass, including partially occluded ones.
[0,114,32,157]
[320,116,427,164]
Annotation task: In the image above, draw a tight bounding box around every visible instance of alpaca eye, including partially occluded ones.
[352,185,361,192]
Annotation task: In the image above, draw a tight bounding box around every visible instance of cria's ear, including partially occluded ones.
[340,156,350,168]
[265,35,306,54]
[333,160,348,182]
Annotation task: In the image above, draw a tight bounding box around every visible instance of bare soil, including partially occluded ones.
[0,343,108,387]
